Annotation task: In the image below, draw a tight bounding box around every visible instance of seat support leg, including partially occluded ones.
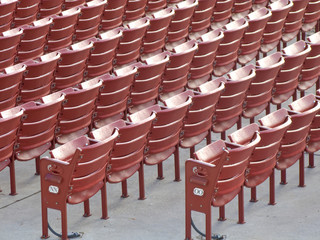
[174,145,181,182]
[61,205,68,240]
[250,187,258,202]
[269,169,276,205]
[206,130,211,145]
[238,186,245,224]
[35,156,41,175]
[190,146,195,159]
[308,153,315,168]
[138,161,146,200]
[41,206,49,239]
[101,180,108,219]
[157,162,164,180]
[280,169,287,185]
[299,154,305,187]
[121,180,129,198]
[218,206,226,221]
[9,156,17,195]
[83,199,91,217]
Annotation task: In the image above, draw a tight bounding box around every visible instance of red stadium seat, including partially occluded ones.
[213,18,248,77]
[238,7,272,65]
[243,52,285,121]
[13,0,40,27]
[188,28,224,89]
[63,0,85,10]
[211,0,235,29]
[93,65,137,128]
[115,17,150,66]
[0,106,23,195]
[260,0,293,54]
[161,40,198,100]
[232,0,252,20]
[0,0,18,32]
[0,64,26,112]
[272,40,311,106]
[146,0,167,11]
[46,7,81,52]
[302,0,320,33]
[213,65,255,139]
[142,7,174,55]
[74,0,107,41]
[124,0,148,21]
[20,52,61,103]
[56,78,101,144]
[245,109,291,204]
[54,40,93,90]
[17,18,52,62]
[194,124,261,224]
[190,0,216,33]
[166,77,224,157]
[129,95,191,181]
[4,91,65,175]
[86,28,122,78]
[128,51,170,113]
[38,0,64,18]
[100,0,127,31]
[90,113,156,200]
[277,94,320,187]
[40,130,118,240]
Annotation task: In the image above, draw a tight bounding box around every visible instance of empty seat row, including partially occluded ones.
[185,93,320,240]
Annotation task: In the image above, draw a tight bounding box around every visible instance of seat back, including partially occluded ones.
[13,0,40,27]
[100,0,127,30]
[38,0,64,18]
[124,0,148,21]
[302,0,320,32]
[190,0,216,33]
[0,0,17,32]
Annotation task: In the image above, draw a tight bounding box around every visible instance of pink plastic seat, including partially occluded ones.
[272,40,311,106]
[38,0,64,18]
[282,0,309,42]
[0,64,26,112]
[238,7,272,65]
[0,106,23,195]
[190,0,216,33]
[213,18,248,77]
[160,40,198,100]
[129,95,192,181]
[20,52,61,103]
[56,78,102,144]
[188,28,224,89]
[0,28,23,70]
[13,0,40,27]
[90,113,155,200]
[93,66,137,128]
[3,91,65,174]
[17,18,52,62]
[302,0,320,32]
[213,65,255,138]
[142,8,175,54]
[54,40,93,90]
[211,0,235,28]
[46,7,81,52]
[166,0,198,45]
[74,0,106,41]
[128,51,170,113]
[243,52,285,120]
[245,109,291,205]
[146,0,167,11]
[115,18,150,66]
[86,28,122,78]
[124,0,148,21]
[0,0,18,32]
[277,94,320,187]
[260,0,293,53]
[298,32,320,92]
[100,0,127,31]
[40,130,118,240]
[167,78,225,157]
[194,124,261,225]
